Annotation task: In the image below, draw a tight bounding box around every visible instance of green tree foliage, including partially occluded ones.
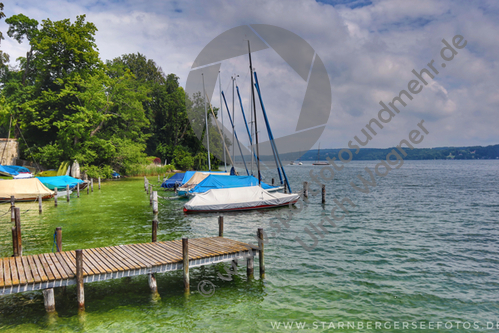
[0,2,9,68]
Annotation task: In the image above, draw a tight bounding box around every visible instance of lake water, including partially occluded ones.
[0,160,498,332]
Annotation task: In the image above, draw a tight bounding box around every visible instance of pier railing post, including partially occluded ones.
[182,238,189,293]
[321,184,326,204]
[76,249,85,311]
[66,184,70,202]
[10,196,15,222]
[218,216,224,237]
[54,188,58,206]
[152,191,158,214]
[14,207,22,256]
[38,195,42,214]
[258,228,265,279]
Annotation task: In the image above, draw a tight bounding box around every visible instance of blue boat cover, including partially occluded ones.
[180,171,197,185]
[36,175,84,190]
[190,175,277,194]
[112,172,120,177]
[161,173,185,188]
[0,165,31,176]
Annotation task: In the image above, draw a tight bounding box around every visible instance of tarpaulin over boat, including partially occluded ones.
[0,178,54,201]
[190,175,276,194]
[183,186,300,212]
[36,175,84,190]
[161,173,184,188]
[181,171,197,185]
[0,165,33,179]
[177,171,230,195]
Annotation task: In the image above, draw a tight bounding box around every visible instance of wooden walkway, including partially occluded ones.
[0,237,258,295]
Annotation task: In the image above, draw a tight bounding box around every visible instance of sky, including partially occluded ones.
[1,0,498,151]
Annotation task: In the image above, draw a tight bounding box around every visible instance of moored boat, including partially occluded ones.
[0,178,54,202]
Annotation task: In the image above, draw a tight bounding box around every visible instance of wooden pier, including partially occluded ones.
[0,236,260,311]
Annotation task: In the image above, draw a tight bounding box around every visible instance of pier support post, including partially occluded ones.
[10,196,15,222]
[66,184,70,202]
[148,273,158,293]
[14,207,22,256]
[77,183,80,198]
[54,188,58,206]
[98,177,101,190]
[258,228,265,279]
[182,238,189,293]
[76,249,85,311]
[55,227,62,252]
[247,256,254,279]
[303,182,308,198]
[91,179,94,192]
[152,191,158,214]
[321,184,326,204]
[218,216,224,237]
[38,195,42,214]
[42,289,56,313]
[152,218,158,242]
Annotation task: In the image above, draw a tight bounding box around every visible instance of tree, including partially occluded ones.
[0,2,9,68]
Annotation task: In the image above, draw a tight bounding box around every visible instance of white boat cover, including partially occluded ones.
[184,186,300,212]
[0,178,54,200]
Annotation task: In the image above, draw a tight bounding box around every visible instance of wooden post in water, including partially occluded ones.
[247,255,254,279]
[152,218,158,242]
[182,238,189,293]
[321,184,326,204]
[38,195,42,214]
[42,289,56,313]
[13,208,22,256]
[98,177,101,190]
[87,182,89,194]
[303,181,308,198]
[90,179,94,192]
[11,227,18,257]
[272,178,275,186]
[55,227,62,251]
[152,191,158,214]
[144,176,147,192]
[149,218,158,293]
[157,174,160,182]
[66,184,70,202]
[10,196,15,222]
[77,183,80,198]
[218,216,224,237]
[54,188,58,206]
[76,249,85,311]
[258,228,265,279]
[149,185,153,204]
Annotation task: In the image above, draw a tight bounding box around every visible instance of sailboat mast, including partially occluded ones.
[219,71,227,171]
[202,73,211,171]
[248,40,261,185]
[232,76,235,168]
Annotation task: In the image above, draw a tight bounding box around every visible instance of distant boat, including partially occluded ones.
[312,143,329,165]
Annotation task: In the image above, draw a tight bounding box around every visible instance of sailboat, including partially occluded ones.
[183,41,299,213]
[312,143,329,165]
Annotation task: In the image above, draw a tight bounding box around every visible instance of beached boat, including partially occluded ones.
[0,178,54,202]
[184,186,299,213]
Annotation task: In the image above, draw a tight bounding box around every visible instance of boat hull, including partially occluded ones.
[0,194,54,202]
[184,197,299,213]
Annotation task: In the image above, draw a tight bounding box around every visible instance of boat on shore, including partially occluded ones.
[0,178,54,202]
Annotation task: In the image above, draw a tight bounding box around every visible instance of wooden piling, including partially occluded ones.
[247,256,254,279]
[66,184,70,202]
[12,227,18,257]
[152,191,158,214]
[152,218,158,242]
[14,207,22,256]
[55,227,62,252]
[98,177,101,190]
[77,183,80,198]
[303,181,309,198]
[321,184,326,204]
[149,185,153,205]
[182,238,189,293]
[258,228,265,279]
[272,178,275,186]
[10,196,15,223]
[76,249,85,311]
[42,289,56,313]
[87,183,89,194]
[54,188,58,206]
[218,216,224,237]
[38,195,42,214]
[148,273,158,294]
[90,179,94,192]
[157,174,160,182]
[144,176,147,192]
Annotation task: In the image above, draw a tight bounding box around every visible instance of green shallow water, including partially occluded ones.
[0,160,498,332]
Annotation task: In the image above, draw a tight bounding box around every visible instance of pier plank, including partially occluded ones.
[38,254,56,281]
[3,259,11,287]
[47,253,68,280]
[54,252,74,279]
[32,255,49,282]
[87,248,115,273]
[27,256,41,283]
[14,256,26,285]
[0,259,4,287]
[9,257,19,286]
[21,256,34,284]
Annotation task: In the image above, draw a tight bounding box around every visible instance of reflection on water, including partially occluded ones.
[0,160,498,332]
